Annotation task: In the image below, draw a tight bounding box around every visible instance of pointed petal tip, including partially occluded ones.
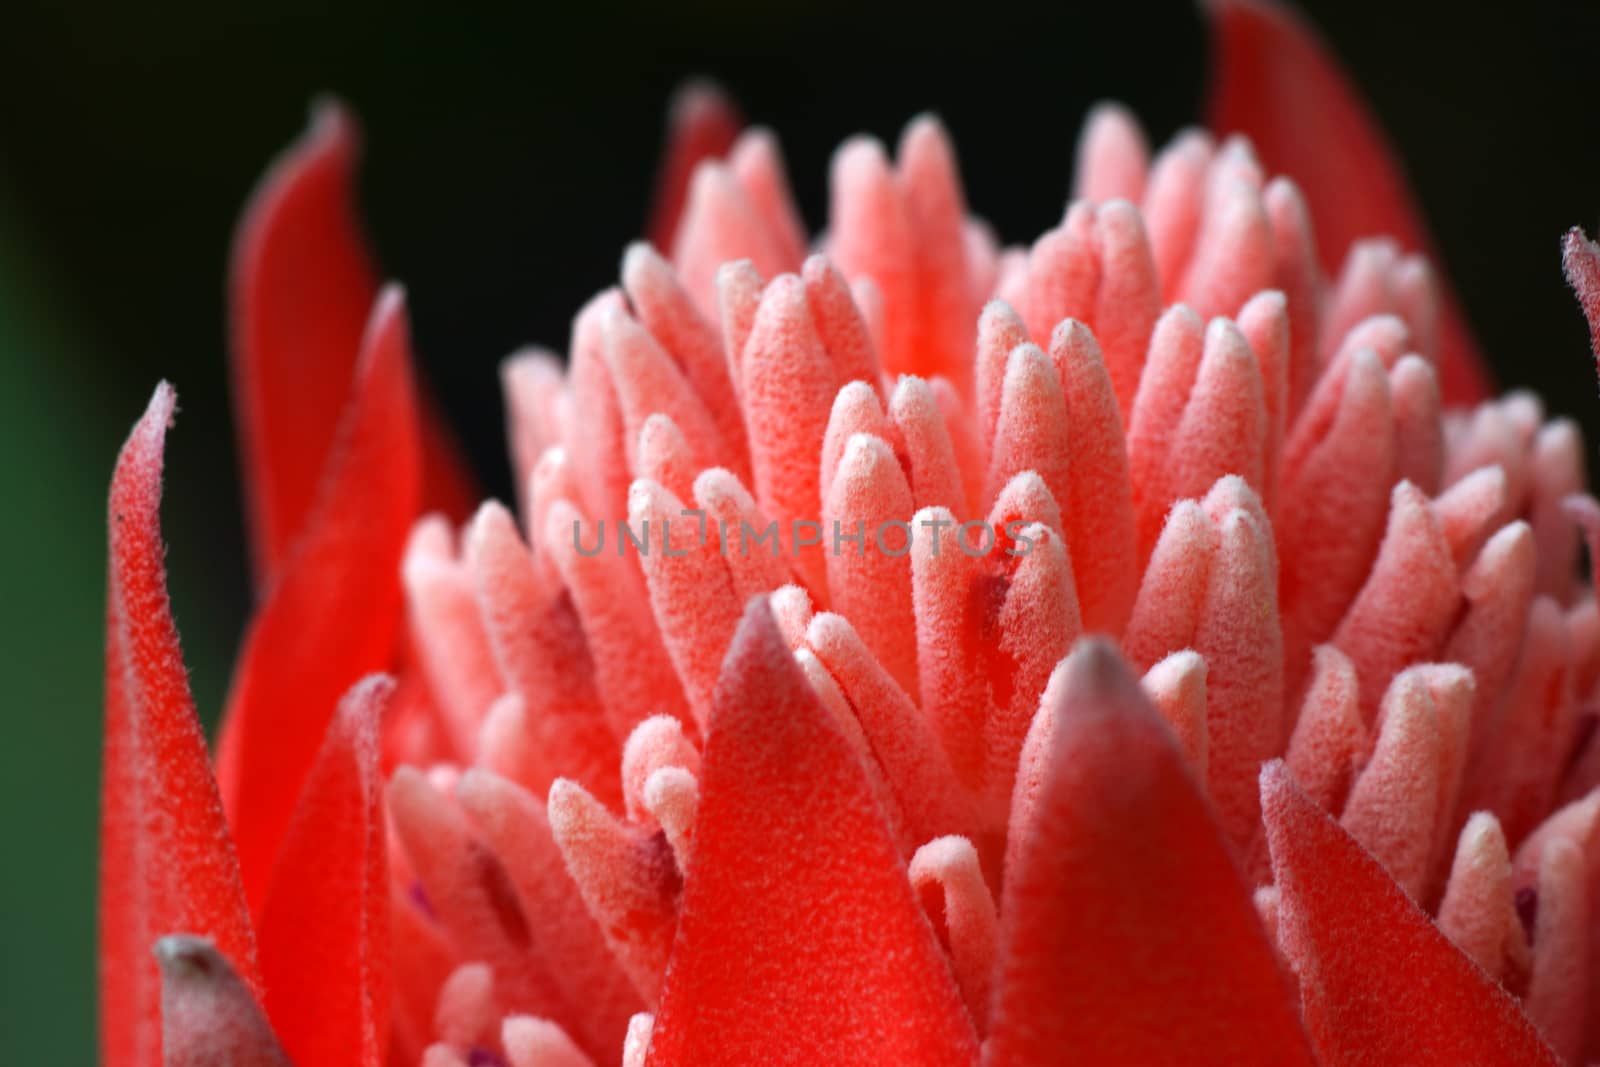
[668,78,739,123]
[153,934,224,980]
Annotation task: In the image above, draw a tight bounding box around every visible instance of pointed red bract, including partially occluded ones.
[230,101,472,584]
[229,100,376,580]
[986,641,1314,1067]
[1204,0,1492,404]
[646,82,742,254]
[1563,227,1600,373]
[102,384,260,1067]
[258,675,393,1067]
[645,599,980,1066]
[1261,761,1561,1066]
[217,288,422,913]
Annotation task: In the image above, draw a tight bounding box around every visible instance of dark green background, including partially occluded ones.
[3,0,1597,1057]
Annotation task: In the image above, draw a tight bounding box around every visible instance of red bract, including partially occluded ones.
[1204,0,1494,407]
[99,3,1600,1065]
[102,384,260,1067]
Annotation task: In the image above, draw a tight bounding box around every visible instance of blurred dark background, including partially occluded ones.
[2,0,1597,1057]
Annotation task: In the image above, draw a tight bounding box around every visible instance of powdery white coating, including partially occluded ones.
[433,962,496,1051]
[803,611,981,854]
[639,767,699,869]
[502,1015,599,1067]
[1284,645,1368,816]
[1339,670,1442,901]
[634,412,699,504]
[985,343,1071,514]
[908,835,998,1033]
[672,163,791,321]
[1161,317,1269,520]
[547,778,681,1007]
[1564,228,1600,381]
[1431,463,1509,568]
[802,253,886,399]
[624,243,749,479]
[563,289,632,520]
[156,937,290,1067]
[691,466,793,604]
[622,1014,654,1067]
[420,1045,468,1067]
[629,478,744,731]
[1275,348,1395,694]
[620,716,702,825]
[1235,290,1290,507]
[1124,499,1216,671]
[1140,649,1209,778]
[1389,354,1445,494]
[401,518,502,759]
[1449,522,1539,784]
[1331,481,1461,722]
[890,375,969,516]
[982,523,1081,819]
[602,305,729,481]
[1015,205,1096,350]
[1047,319,1138,634]
[974,300,1031,451]
[822,433,920,698]
[1192,505,1284,853]
[1437,812,1531,988]
[793,647,910,853]
[1088,201,1163,422]
[1179,176,1274,321]
[1126,304,1207,557]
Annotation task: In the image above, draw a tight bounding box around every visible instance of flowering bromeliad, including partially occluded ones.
[100,2,1600,1065]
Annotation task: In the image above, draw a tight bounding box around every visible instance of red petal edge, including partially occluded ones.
[217,287,422,914]
[1261,760,1560,1066]
[229,100,473,585]
[645,597,980,1066]
[1203,0,1492,405]
[986,640,1314,1067]
[102,384,260,1067]
[258,674,394,1067]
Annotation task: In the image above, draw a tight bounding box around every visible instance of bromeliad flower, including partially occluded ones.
[99,1,1600,1064]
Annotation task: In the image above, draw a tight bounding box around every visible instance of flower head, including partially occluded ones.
[101,2,1600,1065]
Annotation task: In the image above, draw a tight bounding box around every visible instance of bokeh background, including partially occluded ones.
[2,0,1597,1056]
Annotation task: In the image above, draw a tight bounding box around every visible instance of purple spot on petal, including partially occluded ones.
[467,1049,509,1067]
[409,880,436,921]
[1515,886,1539,941]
